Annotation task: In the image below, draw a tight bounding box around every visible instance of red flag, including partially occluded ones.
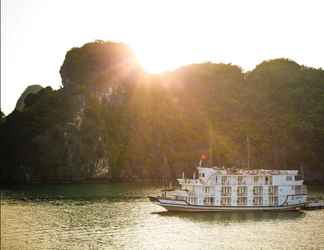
[201,154,207,160]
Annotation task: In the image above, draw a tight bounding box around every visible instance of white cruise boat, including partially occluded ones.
[149,165,307,212]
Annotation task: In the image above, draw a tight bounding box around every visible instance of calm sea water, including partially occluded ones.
[1,184,324,250]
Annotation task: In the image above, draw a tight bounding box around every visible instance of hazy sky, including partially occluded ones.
[1,0,324,114]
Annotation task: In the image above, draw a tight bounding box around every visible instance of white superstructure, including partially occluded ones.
[150,166,307,211]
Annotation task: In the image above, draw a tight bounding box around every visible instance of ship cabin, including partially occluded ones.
[176,167,307,207]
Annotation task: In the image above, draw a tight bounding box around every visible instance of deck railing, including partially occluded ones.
[178,179,201,185]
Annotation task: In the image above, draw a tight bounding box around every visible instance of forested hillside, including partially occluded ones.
[1,40,324,184]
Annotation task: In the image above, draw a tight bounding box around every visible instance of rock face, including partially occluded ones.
[15,85,43,111]
[1,41,138,184]
[30,92,112,183]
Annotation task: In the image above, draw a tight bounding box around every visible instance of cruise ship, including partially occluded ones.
[149,164,307,212]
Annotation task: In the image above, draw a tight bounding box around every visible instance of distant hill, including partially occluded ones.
[16,85,43,111]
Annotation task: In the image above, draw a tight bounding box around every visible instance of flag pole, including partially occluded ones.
[247,136,251,169]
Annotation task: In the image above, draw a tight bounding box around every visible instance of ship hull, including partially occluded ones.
[149,197,303,212]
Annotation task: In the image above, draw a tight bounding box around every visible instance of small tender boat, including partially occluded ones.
[304,200,324,210]
[149,163,307,212]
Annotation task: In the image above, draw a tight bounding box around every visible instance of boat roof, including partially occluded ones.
[198,166,299,176]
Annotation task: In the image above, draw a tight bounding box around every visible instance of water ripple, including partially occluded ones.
[1,184,324,249]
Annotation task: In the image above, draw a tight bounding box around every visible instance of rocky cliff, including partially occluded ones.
[15,84,43,111]
[1,41,324,184]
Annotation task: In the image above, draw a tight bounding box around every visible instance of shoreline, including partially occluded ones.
[1,179,324,186]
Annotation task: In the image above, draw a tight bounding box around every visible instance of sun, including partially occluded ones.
[131,43,188,74]
[137,54,170,74]
[134,50,178,74]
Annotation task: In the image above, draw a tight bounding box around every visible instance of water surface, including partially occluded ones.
[1,184,324,249]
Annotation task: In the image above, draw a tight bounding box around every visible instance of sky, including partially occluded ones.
[1,0,324,114]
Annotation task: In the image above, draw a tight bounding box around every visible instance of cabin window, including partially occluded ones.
[221,176,228,185]
[237,197,248,206]
[221,197,231,206]
[253,197,263,205]
[269,196,278,206]
[221,186,231,196]
[286,176,293,181]
[238,176,244,185]
[254,176,259,184]
[189,197,197,204]
[264,176,273,185]
[295,175,303,181]
[253,186,263,195]
[204,197,214,205]
[204,187,210,193]
[237,186,247,196]
[295,185,302,194]
[268,186,278,195]
[201,173,205,177]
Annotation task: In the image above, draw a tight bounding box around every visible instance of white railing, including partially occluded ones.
[178,178,201,185]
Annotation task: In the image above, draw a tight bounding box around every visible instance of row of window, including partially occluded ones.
[204,185,301,195]
[200,172,295,183]
[219,196,278,206]
[216,186,278,196]
[189,196,279,206]
[219,176,273,185]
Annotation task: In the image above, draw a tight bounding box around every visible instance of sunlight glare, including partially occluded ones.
[133,43,189,73]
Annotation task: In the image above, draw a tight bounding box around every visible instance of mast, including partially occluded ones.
[300,164,304,179]
[247,136,251,169]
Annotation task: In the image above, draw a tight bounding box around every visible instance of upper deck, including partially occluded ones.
[178,167,304,186]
